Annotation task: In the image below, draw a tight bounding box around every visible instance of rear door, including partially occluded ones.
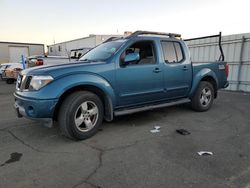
[161,41,192,99]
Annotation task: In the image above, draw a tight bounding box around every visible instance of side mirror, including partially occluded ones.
[124,52,140,63]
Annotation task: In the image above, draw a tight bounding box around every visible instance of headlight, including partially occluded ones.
[29,75,54,91]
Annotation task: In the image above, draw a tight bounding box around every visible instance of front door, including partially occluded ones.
[116,40,165,107]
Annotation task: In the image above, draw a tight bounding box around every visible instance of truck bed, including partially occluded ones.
[192,61,228,89]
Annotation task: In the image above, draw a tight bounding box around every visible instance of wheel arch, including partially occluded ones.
[189,68,218,98]
[53,84,114,122]
[200,76,218,98]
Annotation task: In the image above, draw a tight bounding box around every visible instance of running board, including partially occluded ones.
[114,98,190,116]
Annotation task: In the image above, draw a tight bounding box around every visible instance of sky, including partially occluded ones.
[0,0,250,46]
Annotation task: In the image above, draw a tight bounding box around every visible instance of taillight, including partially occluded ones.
[35,59,43,66]
[225,63,229,78]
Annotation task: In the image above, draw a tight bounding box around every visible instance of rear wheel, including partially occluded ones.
[191,81,214,112]
[58,91,104,140]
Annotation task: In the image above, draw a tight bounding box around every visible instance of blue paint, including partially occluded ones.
[124,52,140,63]
[14,34,228,122]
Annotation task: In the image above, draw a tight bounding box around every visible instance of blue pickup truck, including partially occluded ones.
[14,31,229,140]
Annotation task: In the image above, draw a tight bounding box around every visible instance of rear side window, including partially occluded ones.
[174,42,183,61]
[161,41,184,63]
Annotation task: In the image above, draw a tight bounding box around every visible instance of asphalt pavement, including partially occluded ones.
[0,81,250,188]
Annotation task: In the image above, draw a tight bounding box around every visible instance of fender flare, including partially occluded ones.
[189,68,218,98]
[44,73,116,121]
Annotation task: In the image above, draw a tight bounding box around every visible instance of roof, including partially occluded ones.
[106,31,183,42]
[137,35,181,40]
[125,31,181,39]
[0,41,44,46]
[47,34,123,47]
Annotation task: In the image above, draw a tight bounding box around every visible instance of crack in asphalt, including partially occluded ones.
[72,138,156,188]
[5,130,90,156]
[72,149,103,188]
[3,127,165,188]
[216,113,232,124]
[72,140,145,188]
[7,130,41,152]
[2,128,143,188]
[0,124,30,131]
[105,140,140,152]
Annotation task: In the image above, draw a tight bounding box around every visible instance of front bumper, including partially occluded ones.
[14,93,58,127]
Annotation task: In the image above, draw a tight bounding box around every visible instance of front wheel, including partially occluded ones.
[6,78,15,84]
[58,91,104,140]
[191,81,214,112]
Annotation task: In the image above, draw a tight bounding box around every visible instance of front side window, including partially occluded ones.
[121,41,156,65]
[161,41,184,63]
[79,41,124,62]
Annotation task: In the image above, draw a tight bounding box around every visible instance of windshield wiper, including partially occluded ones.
[79,59,103,62]
[79,59,90,62]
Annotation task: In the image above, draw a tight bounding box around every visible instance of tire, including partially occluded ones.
[6,79,15,84]
[58,91,104,140]
[1,74,6,81]
[191,81,214,112]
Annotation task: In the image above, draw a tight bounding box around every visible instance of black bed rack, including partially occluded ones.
[184,32,225,61]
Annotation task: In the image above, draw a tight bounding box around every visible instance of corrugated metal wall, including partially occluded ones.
[185,33,250,92]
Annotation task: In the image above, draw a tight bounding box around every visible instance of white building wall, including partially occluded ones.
[48,36,96,56]
[48,34,123,56]
[0,42,44,64]
[95,35,122,46]
[64,36,96,56]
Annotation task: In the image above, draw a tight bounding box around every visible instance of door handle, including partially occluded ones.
[153,68,161,73]
[183,66,188,71]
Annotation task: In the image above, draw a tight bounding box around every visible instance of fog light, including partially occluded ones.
[27,106,34,115]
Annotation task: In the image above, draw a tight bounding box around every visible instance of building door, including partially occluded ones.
[9,46,29,63]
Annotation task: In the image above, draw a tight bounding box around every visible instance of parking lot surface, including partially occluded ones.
[0,81,250,188]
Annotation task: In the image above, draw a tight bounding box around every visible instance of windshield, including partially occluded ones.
[79,41,124,62]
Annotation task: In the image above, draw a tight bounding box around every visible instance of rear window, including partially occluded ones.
[161,41,184,63]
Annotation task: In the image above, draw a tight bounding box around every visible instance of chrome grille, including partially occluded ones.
[16,74,32,91]
[25,76,32,89]
[16,75,23,90]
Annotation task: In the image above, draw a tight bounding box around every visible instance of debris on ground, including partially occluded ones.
[150,126,161,133]
[176,129,191,135]
[197,151,213,156]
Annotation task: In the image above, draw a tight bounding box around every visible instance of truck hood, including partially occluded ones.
[21,61,108,78]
